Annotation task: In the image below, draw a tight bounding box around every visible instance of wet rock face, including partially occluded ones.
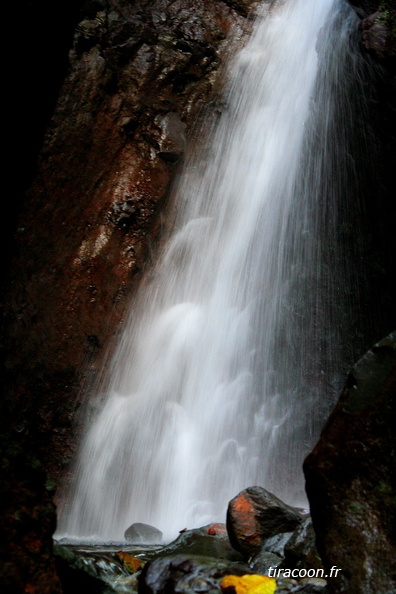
[360,8,396,62]
[304,333,396,594]
[3,0,259,478]
[1,0,259,590]
[348,1,396,64]
[0,436,61,593]
[282,518,322,573]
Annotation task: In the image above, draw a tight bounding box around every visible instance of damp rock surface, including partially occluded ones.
[3,0,260,484]
[144,525,245,563]
[1,0,259,590]
[360,9,396,61]
[137,553,251,594]
[282,518,323,572]
[347,1,396,66]
[304,332,396,593]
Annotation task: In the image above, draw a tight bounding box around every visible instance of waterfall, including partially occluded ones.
[56,0,369,543]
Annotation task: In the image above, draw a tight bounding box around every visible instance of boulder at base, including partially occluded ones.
[226,486,303,558]
[304,332,396,593]
[124,523,163,544]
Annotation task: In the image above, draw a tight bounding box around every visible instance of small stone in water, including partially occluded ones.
[124,522,163,544]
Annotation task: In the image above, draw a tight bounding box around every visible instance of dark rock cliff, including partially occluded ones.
[3,0,260,477]
[2,0,259,590]
[304,333,396,593]
[304,9,395,592]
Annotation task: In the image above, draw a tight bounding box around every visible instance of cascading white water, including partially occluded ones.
[56,0,367,543]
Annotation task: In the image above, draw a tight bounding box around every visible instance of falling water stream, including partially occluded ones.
[57,0,369,543]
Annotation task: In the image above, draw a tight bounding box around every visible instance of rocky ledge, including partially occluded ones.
[54,487,328,594]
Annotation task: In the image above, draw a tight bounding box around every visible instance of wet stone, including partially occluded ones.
[154,112,186,162]
[124,523,163,544]
[226,487,303,558]
[249,550,283,575]
[283,518,323,571]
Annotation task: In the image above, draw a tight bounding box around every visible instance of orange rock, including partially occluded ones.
[207,522,227,536]
[230,493,260,545]
[226,487,302,557]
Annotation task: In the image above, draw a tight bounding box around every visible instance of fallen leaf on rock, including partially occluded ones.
[220,574,277,594]
[116,551,143,573]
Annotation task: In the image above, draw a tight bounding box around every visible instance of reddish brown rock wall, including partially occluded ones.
[1,1,259,590]
[3,0,259,477]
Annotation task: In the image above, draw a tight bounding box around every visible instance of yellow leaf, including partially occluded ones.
[221,574,277,594]
[116,551,143,573]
